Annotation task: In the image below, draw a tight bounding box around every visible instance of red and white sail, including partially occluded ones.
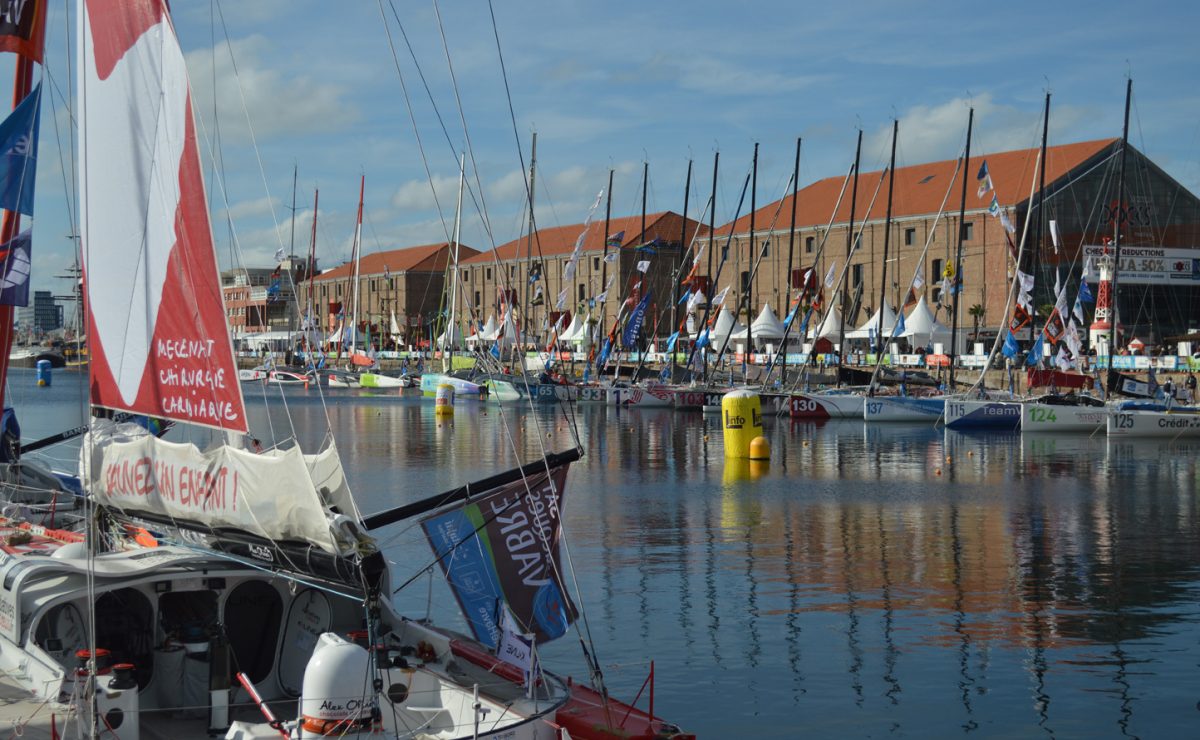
[78,0,246,432]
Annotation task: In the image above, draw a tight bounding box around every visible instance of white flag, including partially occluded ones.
[636,260,650,273]
[711,286,730,306]
[999,210,1016,234]
[604,252,619,263]
[595,290,609,302]
[274,246,286,262]
[1016,270,1035,294]
[1065,320,1083,356]
[498,609,534,677]
[1054,346,1073,371]
[1081,256,1094,281]
[912,264,925,290]
[555,288,568,310]
[687,290,704,312]
[563,261,577,280]
[824,262,837,288]
[1049,219,1061,252]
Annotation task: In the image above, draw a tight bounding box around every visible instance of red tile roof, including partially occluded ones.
[311,242,479,281]
[719,138,1117,235]
[461,211,709,265]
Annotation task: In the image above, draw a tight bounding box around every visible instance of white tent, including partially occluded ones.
[703,307,748,343]
[750,304,786,340]
[900,296,951,348]
[555,314,583,343]
[436,322,465,349]
[846,302,897,340]
[808,306,844,340]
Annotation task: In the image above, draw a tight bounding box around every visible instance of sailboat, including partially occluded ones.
[0,4,692,738]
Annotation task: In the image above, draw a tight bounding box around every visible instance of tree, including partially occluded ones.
[968,303,985,340]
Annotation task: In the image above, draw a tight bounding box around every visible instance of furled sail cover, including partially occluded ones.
[79,0,247,432]
[83,422,346,554]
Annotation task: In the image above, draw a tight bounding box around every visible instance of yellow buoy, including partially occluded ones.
[435,383,455,417]
[722,390,763,459]
[749,435,771,460]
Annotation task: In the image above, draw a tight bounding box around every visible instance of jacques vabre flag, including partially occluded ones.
[0,82,42,216]
[0,0,47,62]
[421,462,577,648]
[622,291,652,347]
[0,229,32,306]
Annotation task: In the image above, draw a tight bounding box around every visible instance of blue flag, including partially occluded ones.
[694,328,710,350]
[0,229,31,307]
[892,311,906,338]
[1001,330,1018,359]
[621,292,652,347]
[1026,334,1044,366]
[0,83,41,216]
[489,344,500,359]
[595,338,612,368]
[1078,280,1094,303]
[666,330,680,352]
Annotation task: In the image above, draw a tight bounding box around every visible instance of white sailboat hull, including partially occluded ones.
[789,391,864,419]
[606,386,674,407]
[1022,402,1107,433]
[864,395,945,422]
[1107,407,1200,437]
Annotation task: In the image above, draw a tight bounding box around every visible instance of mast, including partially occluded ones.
[307,189,319,352]
[0,55,35,413]
[600,168,613,346]
[523,132,537,343]
[672,160,692,381]
[746,142,758,382]
[948,109,974,390]
[287,165,297,337]
[350,175,365,358]
[706,151,718,379]
[782,137,802,385]
[1104,79,1134,365]
[835,130,863,386]
[446,154,465,373]
[875,120,899,376]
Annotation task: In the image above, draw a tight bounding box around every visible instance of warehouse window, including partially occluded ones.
[805,236,814,254]
[904,228,916,246]
[961,221,974,241]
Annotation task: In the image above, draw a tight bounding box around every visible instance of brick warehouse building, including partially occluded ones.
[459,211,708,343]
[714,138,1200,351]
[298,242,479,347]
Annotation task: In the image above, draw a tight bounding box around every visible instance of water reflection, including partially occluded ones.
[18,374,1200,737]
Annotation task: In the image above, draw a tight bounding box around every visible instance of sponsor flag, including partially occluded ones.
[421,463,577,647]
[0,0,46,62]
[987,195,1000,217]
[1042,308,1066,345]
[606,230,625,248]
[621,291,652,347]
[1026,334,1044,366]
[998,210,1016,234]
[1055,346,1073,371]
[1078,280,1094,303]
[1001,330,1019,359]
[903,286,919,309]
[912,264,925,290]
[636,259,650,273]
[0,82,41,216]
[0,229,32,306]
[824,262,837,288]
[1009,303,1031,333]
[976,160,992,198]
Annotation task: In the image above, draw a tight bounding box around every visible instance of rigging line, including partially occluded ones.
[376,2,454,248]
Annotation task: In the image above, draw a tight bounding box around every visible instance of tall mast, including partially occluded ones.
[672,159,693,381]
[948,109,974,390]
[0,55,36,412]
[875,120,899,374]
[350,175,365,356]
[640,160,648,355]
[836,130,863,386]
[746,142,758,381]
[307,189,319,347]
[523,132,537,342]
[446,154,466,373]
[1035,94,1049,313]
[782,137,802,384]
[600,168,613,341]
[287,165,297,337]
[1104,79,1134,364]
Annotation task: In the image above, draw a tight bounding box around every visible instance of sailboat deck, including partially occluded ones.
[0,678,297,739]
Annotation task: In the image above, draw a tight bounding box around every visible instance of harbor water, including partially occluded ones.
[16,369,1200,737]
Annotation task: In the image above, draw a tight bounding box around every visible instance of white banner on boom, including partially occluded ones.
[82,422,348,554]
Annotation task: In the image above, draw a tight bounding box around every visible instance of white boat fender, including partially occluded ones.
[300,633,373,737]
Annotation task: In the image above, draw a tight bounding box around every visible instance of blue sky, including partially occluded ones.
[14,0,1200,297]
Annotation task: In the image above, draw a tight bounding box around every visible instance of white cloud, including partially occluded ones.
[186,36,357,141]
[219,195,281,221]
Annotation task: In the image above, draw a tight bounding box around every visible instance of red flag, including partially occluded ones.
[1009,304,1030,333]
[0,0,47,62]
